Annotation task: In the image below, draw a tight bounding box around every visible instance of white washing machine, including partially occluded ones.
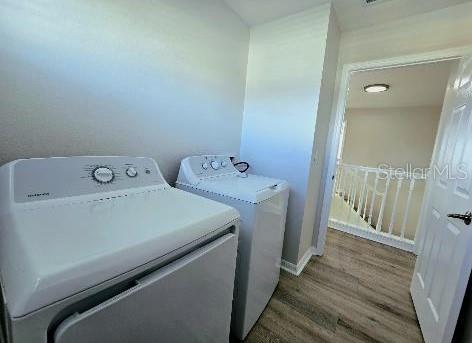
[176,155,289,339]
[0,156,240,343]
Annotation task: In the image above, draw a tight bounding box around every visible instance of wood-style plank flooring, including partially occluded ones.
[238,229,423,343]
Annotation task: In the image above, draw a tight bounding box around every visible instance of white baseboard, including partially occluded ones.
[329,219,416,253]
[281,246,315,276]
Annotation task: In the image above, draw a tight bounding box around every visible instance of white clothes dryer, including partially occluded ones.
[0,156,240,343]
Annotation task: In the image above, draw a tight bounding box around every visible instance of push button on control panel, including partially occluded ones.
[92,167,114,184]
[202,162,209,170]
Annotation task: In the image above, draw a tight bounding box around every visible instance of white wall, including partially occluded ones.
[343,107,441,169]
[338,2,472,64]
[240,4,332,264]
[341,106,441,239]
[302,8,340,258]
[0,0,249,182]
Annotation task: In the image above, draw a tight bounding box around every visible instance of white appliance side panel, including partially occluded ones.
[176,184,254,338]
[53,233,238,343]
[244,188,289,337]
[176,184,289,340]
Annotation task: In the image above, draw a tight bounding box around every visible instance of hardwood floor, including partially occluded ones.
[238,228,423,343]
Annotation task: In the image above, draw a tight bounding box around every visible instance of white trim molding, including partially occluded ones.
[329,219,416,253]
[281,247,315,276]
[316,45,472,259]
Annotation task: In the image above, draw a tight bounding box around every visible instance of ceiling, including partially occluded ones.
[224,0,326,27]
[223,0,471,31]
[347,60,454,109]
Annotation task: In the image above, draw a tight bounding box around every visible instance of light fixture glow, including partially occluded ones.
[364,84,390,93]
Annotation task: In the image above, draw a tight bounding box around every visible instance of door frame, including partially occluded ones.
[316,45,472,256]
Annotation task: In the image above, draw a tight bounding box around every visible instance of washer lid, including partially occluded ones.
[189,174,289,203]
[0,188,239,318]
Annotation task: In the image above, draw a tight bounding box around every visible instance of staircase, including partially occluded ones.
[329,163,427,252]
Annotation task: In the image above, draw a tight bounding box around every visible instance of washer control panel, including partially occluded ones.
[13,156,167,203]
[184,155,238,179]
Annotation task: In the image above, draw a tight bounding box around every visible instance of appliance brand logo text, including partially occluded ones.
[27,192,50,198]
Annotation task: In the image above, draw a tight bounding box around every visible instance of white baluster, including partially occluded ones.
[357,170,369,215]
[337,166,344,196]
[347,169,353,205]
[368,172,379,227]
[330,163,423,252]
[388,178,403,235]
[376,173,391,232]
[362,188,369,220]
[400,178,416,239]
[334,168,341,198]
[352,169,358,210]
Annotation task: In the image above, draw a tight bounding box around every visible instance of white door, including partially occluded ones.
[411,56,472,343]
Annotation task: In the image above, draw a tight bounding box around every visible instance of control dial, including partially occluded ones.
[126,167,138,178]
[92,167,114,184]
[210,160,220,170]
[202,162,209,170]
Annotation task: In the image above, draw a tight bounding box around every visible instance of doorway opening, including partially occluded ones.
[313,48,472,343]
[328,60,457,253]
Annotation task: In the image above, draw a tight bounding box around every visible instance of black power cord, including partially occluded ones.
[233,161,250,173]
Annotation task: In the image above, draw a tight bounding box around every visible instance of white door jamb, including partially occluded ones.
[315,46,472,256]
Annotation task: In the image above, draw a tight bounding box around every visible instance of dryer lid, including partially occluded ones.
[0,188,239,318]
[190,174,289,203]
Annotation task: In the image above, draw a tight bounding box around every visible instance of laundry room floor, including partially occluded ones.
[235,229,423,343]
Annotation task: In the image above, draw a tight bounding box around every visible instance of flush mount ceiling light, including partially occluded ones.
[364,83,390,93]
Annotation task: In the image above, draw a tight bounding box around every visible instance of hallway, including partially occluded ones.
[241,229,423,343]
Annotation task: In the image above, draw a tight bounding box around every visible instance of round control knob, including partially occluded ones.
[210,161,220,170]
[221,160,227,167]
[202,162,209,170]
[126,167,138,178]
[93,167,114,184]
